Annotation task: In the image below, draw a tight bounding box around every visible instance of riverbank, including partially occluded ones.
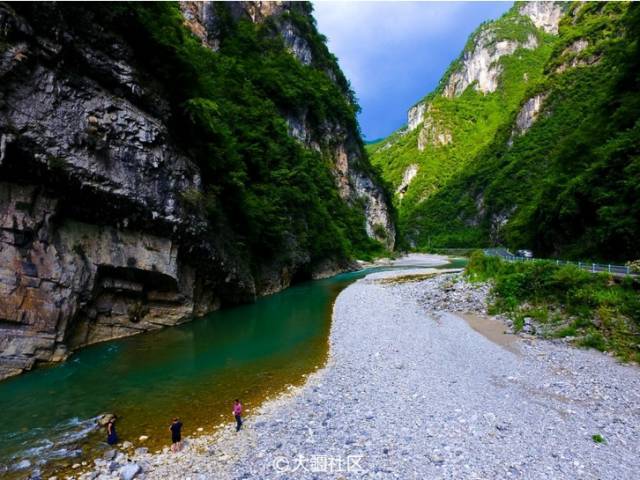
[356,252,452,269]
[465,251,640,363]
[87,267,640,479]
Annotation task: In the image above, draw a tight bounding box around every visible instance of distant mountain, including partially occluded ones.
[370,1,640,261]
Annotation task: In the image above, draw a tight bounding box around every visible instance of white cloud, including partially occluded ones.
[313,1,467,96]
[312,1,513,138]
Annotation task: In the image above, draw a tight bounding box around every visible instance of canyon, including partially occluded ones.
[0,1,394,379]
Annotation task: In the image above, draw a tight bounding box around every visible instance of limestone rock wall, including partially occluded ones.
[179,1,314,65]
[406,2,563,136]
[396,165,419,199]
[510,92,549,141]
[407,103,426,132]
[417,115,452,151]
[519,1,564,35]
[555,39,600,73]
[443,31,539,99]
[0,183,198,379]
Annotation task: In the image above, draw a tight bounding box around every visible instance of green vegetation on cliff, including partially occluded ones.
[466,251,640,362]
[127,2,387,262]
[371,2,640,262]
[369,3,556,248]
[43,2,388,266]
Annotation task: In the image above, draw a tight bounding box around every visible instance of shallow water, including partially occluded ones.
[459,312,520,355]
[0,258,465,477]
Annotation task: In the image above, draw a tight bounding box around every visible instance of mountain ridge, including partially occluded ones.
[370,1,639,262]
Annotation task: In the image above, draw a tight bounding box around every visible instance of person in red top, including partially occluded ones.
[233,399,243,432]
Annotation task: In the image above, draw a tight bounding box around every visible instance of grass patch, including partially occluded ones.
[578,331,607,351]
[553,324,578,338]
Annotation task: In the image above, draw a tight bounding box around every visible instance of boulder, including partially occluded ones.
[103,449,116,461]
[118,463,141,480]
[15,459,31,470]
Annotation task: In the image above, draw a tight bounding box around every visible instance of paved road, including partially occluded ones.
[484,249,634,276]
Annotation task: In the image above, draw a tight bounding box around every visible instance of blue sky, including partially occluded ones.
[313,1,513,140]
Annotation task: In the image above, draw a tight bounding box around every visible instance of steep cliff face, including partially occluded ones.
[0,1,394,379]
[406,2,560,131]
[519,1,564,34]
[510,92,548,140]
[181,1,313,63]
[178,1,394,249]
[371,2,640,261]
[442,31,538,98]
[0,7,249,379]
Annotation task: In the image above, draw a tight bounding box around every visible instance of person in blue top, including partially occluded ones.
[106,417,118,445]
[170,417,183,452]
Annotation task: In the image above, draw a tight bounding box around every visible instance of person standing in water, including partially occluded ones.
[106,417,118,445]
[233,399,243,432]
[169,417,183,452]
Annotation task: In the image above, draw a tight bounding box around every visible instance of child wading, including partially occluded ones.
[233,399,243,432]
[169,417,183,452]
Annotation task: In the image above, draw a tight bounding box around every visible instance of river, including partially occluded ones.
[0,257,465,478]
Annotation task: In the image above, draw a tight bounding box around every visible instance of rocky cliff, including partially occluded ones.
[179,1,394,250]
[0,1,394,379]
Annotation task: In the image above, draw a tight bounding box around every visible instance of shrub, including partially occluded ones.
[578,331,607,351]
[466,250,504,281]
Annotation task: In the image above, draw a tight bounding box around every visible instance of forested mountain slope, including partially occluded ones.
[370,1,639,262]
[0,1,394,378]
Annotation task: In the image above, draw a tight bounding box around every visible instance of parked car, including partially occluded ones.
[516,249,533,258]
[626,259,640,274]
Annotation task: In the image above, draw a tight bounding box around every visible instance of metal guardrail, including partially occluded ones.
[484,248,634,276]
